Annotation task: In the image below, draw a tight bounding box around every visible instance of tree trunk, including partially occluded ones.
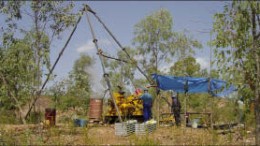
[255,97,260,145]
[254,41,260,145]
[251,5,260,145]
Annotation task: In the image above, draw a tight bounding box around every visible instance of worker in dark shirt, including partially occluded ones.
[171,91,181,126]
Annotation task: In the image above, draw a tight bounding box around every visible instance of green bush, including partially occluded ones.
[0,110,20,124]
[27,111,43,124]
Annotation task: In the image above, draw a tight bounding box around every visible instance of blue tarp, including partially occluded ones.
[151,74,236,97]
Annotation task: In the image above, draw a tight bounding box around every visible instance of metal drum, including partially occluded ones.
[45,108,56,126]
[89,98,103,122]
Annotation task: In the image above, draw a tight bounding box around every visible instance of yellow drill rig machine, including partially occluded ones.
[104,89,144,123]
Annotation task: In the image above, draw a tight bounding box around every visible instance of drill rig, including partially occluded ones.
[84,5,156,123]
[104,89,144,123]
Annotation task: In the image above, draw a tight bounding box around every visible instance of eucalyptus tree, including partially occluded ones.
[169,56,201,77]
[0,40,34,124]
[51,54,93,111]
[67,53,93,101]
[103,47,141,92]
[0,1,79,123]
[211,1,260,144]
[132,8,202,81]
[1,1,78,88]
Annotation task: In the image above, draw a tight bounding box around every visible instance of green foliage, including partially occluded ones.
[67,54,93,109]
[0,1,79,122]
[212,2,260,143]
[169,56,201,76]
[49,54,93,112]
[0,109,20,124]
[27,111,43,124]
[132,8,202,80]
[0,40,35,109]
[172,31,203,60]
[211,1,260,87]
[210,69,220,78]
[104,47,140,90]
[188,94,211,112]
[105,8,202,90]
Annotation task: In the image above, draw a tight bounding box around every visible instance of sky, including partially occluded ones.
[49,1,225,92]
[0,1,227,92]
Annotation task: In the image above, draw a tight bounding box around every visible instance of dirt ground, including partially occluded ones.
[0,123,255,145]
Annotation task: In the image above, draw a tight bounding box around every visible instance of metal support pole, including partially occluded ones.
[84,5,153,85]
[25,11,83,120]
[86,12,122,123]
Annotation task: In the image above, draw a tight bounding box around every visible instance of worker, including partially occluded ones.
[117,85,125,95]
[139,88,153,122]
[236,97,245,123]
[171,91,181,126]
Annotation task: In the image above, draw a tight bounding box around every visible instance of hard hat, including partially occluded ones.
[171,90,177,97]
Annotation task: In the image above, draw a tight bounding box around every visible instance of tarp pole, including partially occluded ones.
[208,78,214,145]
[209,33,214,144]
[185,92,187,128]
[157,93,160,127]
[184,79,188,128]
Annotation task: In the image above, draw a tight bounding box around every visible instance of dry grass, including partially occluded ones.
[0,123,255,145]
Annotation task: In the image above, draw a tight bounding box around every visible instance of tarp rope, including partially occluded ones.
[25,11,83,119]
[97,49,129,63]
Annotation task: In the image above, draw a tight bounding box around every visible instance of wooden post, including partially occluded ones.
[157,94,160,127]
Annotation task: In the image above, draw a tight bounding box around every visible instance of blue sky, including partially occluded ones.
[49,1,225,91]
[0,1,226,91]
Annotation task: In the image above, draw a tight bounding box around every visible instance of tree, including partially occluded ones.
[132,8,202,79]
[211,1,260,144]
[169,56,201,77]
[103,47,141,92]
[1,1,77,88]
[0,40,35,123]
[49,54,93,112]
[0,1,79,123]
[67,53,93,100]
[209,69,220,79]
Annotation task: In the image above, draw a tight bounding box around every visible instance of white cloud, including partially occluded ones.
[196,57,209,69]
[142,57,209,74]
[76,40,95,53]
[76,39,112,53]
[99,39,113,46]
[158,57,210,74]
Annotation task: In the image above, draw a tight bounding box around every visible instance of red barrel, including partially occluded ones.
[89,98,103,121]
[45,108,56,126]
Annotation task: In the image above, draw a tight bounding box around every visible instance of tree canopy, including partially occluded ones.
[132,8,202,82]
[169,56,201,77]
[211,1,260,144]
[0,1,79,123]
